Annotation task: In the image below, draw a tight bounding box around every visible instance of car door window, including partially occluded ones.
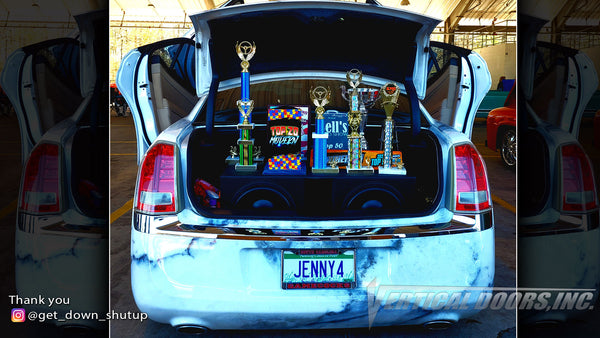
[422,45,462,126]
[30,39,83,134]
[148,41,197,132]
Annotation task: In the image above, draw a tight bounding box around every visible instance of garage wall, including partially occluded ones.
[581,46,600,90]
[473,43,516,88]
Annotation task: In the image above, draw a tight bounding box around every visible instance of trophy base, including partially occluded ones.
[235,164,258,172]
[226,156,238,165]
[347,166,374,175]
[378,167,407,175]
[311,167,339,174]
[227,156,263,165]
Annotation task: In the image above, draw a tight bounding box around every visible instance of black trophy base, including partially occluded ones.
[311,167,339,174]
[347,166,374,175]
[235,163,258,172]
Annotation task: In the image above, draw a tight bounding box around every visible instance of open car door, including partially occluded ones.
[116,38,197,163]
[422,41,492,138]
[1,38,83,163]
[528,42,597,138]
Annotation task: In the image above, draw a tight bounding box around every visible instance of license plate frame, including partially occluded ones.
[281,249,356,289]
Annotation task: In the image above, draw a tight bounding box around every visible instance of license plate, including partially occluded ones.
[281,249,356,289]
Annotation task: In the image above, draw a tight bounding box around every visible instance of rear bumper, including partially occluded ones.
[15,212,108,329]
[519,227,600,323]
[131,213,495,329]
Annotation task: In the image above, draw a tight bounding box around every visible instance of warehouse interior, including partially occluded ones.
[0,0,597,86]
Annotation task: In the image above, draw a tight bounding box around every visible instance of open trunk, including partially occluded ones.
[187,79,442,220]
[117,3,491,221]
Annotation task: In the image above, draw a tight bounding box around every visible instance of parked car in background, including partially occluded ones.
[118,0,492,332]
[486,84,516,168]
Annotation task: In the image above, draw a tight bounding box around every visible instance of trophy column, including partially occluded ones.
[379,82,406,175]
[345,69,373,174]
[310,86,338,174]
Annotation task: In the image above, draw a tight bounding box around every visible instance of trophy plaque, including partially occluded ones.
[310,86,338,174]
[343,69,373,174]
[378,82,406,175]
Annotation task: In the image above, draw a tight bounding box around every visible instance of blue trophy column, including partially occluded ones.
[241,72,250,123]
[314,118,326,168]
[383,119,393,168]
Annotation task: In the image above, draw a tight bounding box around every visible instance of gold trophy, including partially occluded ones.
[345,69,373,174]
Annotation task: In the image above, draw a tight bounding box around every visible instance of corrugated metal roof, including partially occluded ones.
[108,0,516,29]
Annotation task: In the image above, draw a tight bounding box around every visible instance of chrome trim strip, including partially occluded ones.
[520,210,599,236]
[17,213,107,238]
[134,211,493,240]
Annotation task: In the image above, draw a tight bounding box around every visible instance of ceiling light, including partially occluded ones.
[400,0,410,5]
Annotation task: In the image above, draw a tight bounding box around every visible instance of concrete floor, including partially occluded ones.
[108,116,517,337]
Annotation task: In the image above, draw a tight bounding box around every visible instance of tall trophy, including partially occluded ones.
[233,41,259,172]
[344,69,373,174]
[310,86,338,174]
[378,82,406,175]
[341,72,379,150]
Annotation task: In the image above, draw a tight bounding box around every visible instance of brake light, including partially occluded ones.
[21,143,60,213]
[454,144,491,212]
[136,143,177,213]
[560,143,597,211]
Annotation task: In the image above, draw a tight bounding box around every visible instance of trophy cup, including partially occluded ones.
[232,41,259,172]
[341,75,379,150]
[343,69,373,174]
[310,86,338,174]
[378,82,406,175]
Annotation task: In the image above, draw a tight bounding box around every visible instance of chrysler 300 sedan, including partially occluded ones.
[117,0,493,332]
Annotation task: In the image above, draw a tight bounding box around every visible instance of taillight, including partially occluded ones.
[560,143,597,211]
[454,144,491,212]
[136,143,177,213]
[21,143,61,213]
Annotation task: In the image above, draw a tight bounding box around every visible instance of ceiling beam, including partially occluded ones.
[445,0,479,32]
[455,25,515,33]
[552,0,578,35]
[200,0,215,10]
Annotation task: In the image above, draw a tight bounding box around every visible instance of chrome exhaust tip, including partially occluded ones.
[175,324,210,335]
[423,319,455,330]
[59,324,95,335]
[533,319,562,329]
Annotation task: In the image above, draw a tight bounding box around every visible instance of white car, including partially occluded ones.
[117,0,492,332]
[1,10,108,331]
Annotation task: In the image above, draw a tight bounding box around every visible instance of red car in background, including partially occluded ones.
[486,84,516,167]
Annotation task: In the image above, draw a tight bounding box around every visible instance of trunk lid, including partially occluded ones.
[190,1,440,99]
